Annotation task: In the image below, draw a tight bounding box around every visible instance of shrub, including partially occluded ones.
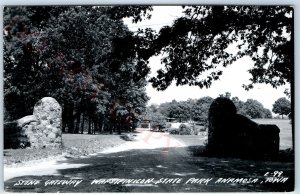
[167,124,196,135]
[179,124,193,135]
[168,128,180,134]
[165,123,172,128]
[193,127,207,135]
[193,124,207,132]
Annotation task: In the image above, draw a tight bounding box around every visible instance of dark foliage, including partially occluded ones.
[135,6,293,91]
[4,6,150,134]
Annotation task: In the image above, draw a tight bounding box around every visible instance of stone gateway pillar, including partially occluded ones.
[207,97,280,159]
[31,97,63,148]
[207,97,237,152]
[4,97,62,149]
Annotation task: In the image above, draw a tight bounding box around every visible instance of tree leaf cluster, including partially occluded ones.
[272,97,291,118]
[135,6,293,91]
[221,92,272,119]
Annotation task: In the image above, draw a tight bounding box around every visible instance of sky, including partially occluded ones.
[124,6,290,111]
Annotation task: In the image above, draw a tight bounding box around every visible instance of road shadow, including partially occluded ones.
[187,145,294,162]
[119,134,138,141]
[4,145,294,192]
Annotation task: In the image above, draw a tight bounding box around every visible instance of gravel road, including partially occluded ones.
[4,129,294,192]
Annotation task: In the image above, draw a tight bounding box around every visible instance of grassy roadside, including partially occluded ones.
[4,133,127,166]
[169,132,207,146]
[4,119,292,166]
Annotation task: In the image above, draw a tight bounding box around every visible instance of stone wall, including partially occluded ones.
[207,97,280,159]
[4,97,62,149]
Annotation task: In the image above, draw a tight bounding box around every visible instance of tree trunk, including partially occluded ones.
[62,102,74,133]
[110,123,113,134]
[67,102,75,133]
[93,121,97,134]
[100,121,104,133]
[88,117,91,134]
[62,122,66,133]
[81,114,85,134]
[74,112,81,134]
[118,122,121,135]
[98,117,103,133]
[62,104,67,133]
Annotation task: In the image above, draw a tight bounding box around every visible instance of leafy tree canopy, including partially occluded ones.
[191,96,214,123]
[219,92,272,119]
[243,99,268,119]
[4,6,150,131]
[134,6,293,92]
[105,6,153,23]
[272,97,291,118]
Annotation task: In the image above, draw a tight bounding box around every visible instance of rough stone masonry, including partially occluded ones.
[4,97,62,149]
[207,97,280,159]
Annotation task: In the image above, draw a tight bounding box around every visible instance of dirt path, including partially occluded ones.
[4,130,294,192]
[101,129,186,153]
[4,129,184,181]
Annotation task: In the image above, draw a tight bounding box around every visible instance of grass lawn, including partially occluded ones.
[4,133,126,166]
[169,132,207,146]
[4,119,292,166]
[172,119,292,150]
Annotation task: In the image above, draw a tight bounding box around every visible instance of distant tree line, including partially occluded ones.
[146,92,275,128]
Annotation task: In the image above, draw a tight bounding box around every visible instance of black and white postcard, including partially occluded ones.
[3,5,294,192]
